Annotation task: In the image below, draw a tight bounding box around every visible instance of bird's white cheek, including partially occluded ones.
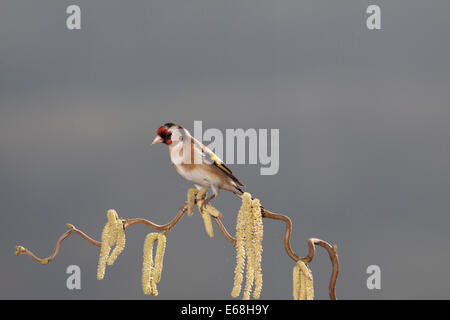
[168,143,184,165]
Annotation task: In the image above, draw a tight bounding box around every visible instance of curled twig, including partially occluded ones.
[261,208,339,300]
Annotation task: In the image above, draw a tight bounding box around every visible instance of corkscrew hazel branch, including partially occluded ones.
[15,192,339,299]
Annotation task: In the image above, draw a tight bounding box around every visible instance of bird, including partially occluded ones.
[151,122,244,210]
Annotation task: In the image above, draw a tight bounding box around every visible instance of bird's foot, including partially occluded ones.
[200,198,211,212]
[200,194,216,212]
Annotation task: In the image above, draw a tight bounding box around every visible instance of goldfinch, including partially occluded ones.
[152,123,244,209]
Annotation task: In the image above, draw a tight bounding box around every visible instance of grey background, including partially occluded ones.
[1,0,449,299]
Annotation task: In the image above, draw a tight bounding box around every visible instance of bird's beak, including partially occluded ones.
[151,136,163,145]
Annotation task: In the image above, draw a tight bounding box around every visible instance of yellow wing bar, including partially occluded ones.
[210,153,232,175]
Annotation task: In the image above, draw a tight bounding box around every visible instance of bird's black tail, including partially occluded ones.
[234,186,244,198]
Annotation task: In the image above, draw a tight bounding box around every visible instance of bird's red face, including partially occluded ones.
[152,126,173,145]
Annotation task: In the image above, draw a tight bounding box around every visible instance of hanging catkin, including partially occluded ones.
[142,232,167,296]
[231,193,264,300]
[293,260,314,300]
[97,209,125,280]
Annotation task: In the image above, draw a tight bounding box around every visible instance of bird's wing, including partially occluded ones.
[187,132,244,187]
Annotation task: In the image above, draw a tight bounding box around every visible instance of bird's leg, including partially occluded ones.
[201,194,216,211]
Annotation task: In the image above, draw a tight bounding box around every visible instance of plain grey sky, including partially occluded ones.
[1,0,449,299]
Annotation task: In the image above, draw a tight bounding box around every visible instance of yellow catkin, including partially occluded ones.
[293,261,314,300]
[242,266,254,300]
[297,260,312,280]
[204,205,222,218]
[243,200,255,300]
[232,193,264,300]
[142,233,159,296]
[200,209,214,238]
[97,210,120,280]
[187,188,198,216]
[191,187,222,236]
[293,265,300,300]
[107,219,126,266]
[154,233,167,284]
[299,267,306,300]
[252,199,263,299]
[231,193,252,296]
[231,243,245,297]
[106,209,120,245]
[196,187,216,237]
[96,223,111,280]
[231,194,252,297]
[306,268,314,300]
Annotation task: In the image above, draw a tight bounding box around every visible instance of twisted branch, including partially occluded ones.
[15,201,339,299]
[15,225,100,264]
[261,208,339,300]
